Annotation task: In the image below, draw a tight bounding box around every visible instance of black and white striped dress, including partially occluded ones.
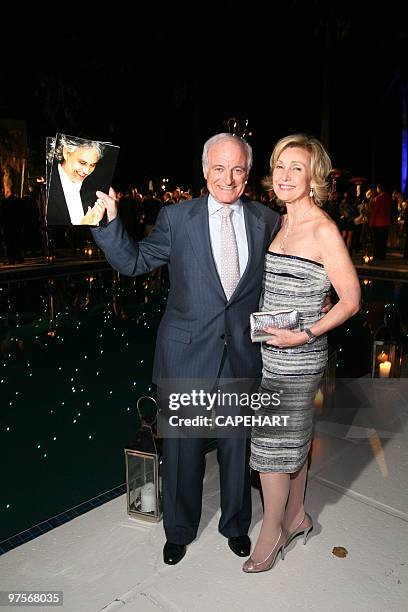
[250,251,331,473]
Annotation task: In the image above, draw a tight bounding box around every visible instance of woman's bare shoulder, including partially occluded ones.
[314,210,339,235]
[313,211,346,260]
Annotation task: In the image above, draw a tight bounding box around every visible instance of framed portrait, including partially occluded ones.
[45,133,119,226]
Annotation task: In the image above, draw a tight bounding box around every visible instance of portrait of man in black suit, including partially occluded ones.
[46,134,119,226]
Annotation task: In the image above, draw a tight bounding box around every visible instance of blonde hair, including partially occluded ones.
[263,134,332,207]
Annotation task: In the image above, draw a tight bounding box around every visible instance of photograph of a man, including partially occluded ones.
[46,134,119,226]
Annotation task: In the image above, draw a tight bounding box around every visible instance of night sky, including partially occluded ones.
[1,2,407,194]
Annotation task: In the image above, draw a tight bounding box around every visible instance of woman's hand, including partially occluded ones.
[264,327,308,348]
[95,187,118,222]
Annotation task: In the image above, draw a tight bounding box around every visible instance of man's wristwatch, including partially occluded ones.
[304,328,316,344]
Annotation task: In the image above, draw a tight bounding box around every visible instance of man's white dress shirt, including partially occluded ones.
[208,194,249,280]
[58,164,85,225]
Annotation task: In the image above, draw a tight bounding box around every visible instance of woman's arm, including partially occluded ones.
[304,219,361,337]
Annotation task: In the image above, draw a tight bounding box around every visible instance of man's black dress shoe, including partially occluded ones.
[228,535,251,557]
[163,542,187,565]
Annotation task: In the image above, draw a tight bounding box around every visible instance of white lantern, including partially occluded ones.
[125,396,162,522]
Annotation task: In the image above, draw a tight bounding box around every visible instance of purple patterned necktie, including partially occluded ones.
[220,206,240,300]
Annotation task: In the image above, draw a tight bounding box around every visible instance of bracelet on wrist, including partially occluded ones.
[304,328,316,344]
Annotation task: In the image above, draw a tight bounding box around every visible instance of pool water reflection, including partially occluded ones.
[0,270,166,543]
[329,277,408,378]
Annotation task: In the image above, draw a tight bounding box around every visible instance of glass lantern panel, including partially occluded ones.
[372,341,402,378]
[126,452,158,516]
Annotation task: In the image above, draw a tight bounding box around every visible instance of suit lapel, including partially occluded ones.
[47,165,72,226]
[185,197,225,297]
[230,200,267,301]
[185,197,268,302]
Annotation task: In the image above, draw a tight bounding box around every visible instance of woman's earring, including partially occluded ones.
[309,186,314,198]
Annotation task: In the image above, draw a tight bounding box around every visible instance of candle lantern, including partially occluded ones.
[371,341,402,378]
[83,240,94,257]
[125,396,162,522]
[371,304,405,378]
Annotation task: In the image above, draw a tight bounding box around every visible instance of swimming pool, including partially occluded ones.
[0,269,166,546]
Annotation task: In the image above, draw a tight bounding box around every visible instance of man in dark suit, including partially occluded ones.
[46,157,100,226]
[46,138,105,226]
[91,133,280,565]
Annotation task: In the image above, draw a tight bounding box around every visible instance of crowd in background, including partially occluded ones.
[323,184,408,260]
[0,186,42,264]
[0,180,407,265]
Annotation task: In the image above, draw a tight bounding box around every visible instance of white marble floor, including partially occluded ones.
[1,381,407,612]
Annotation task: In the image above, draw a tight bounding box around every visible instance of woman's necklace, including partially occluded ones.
[279,205,315,252]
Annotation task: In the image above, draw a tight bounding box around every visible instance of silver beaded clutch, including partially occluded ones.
[250,309,300,342]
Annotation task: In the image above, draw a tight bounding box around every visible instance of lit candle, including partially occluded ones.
[377,351,388,364]
[140,482,156,512]
[363,255,370,264]
[379,361,391,378]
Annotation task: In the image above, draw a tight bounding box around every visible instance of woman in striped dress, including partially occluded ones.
[243,135,361,573]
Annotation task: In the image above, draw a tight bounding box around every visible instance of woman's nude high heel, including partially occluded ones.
[284,512,313,548]
[242,529,286,573]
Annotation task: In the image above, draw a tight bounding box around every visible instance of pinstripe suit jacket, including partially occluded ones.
[91,196,280,383]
